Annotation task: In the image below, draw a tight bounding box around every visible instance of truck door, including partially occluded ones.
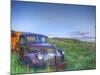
[19,37,27,58]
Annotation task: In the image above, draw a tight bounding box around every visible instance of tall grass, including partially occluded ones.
[11,38,96,74]
[49,38,96,70]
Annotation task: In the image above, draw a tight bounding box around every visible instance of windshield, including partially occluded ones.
[26,36,36,43]
[26,35,47,43]
[38,36,47,43]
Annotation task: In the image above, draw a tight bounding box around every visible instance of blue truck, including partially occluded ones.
[12,32,65,69]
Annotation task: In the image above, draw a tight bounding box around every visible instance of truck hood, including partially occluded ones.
[27,43,56,48]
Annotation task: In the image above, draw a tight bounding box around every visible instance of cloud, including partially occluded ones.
[69,31,95,42]
[70,31,90,36]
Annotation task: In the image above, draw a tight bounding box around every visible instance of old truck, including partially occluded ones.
[11,31,65,69]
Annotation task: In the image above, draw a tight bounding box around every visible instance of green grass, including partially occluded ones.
[48,38,96,70]
[11,38,96,74]
[11,52,53,74]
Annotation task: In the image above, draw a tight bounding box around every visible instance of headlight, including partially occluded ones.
[62,51,64,54]
[57,48,64,55]
[37,53,43,60]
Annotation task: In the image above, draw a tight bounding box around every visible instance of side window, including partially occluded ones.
[20,37,26,45]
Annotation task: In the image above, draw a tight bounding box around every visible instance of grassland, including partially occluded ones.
[11,38,96,74]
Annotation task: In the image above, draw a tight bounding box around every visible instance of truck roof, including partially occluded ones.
[12,31,48,37]
[13,31,48,38]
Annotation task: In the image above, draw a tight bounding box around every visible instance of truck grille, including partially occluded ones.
[43,53,55,66]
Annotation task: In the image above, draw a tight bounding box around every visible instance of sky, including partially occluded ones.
[11,1,96,41]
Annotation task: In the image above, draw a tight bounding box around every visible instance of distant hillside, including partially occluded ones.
[49,37,80,43]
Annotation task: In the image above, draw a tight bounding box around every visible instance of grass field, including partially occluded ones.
[11,38,96,74]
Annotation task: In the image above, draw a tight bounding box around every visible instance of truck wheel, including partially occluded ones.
[24,56,33,68]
